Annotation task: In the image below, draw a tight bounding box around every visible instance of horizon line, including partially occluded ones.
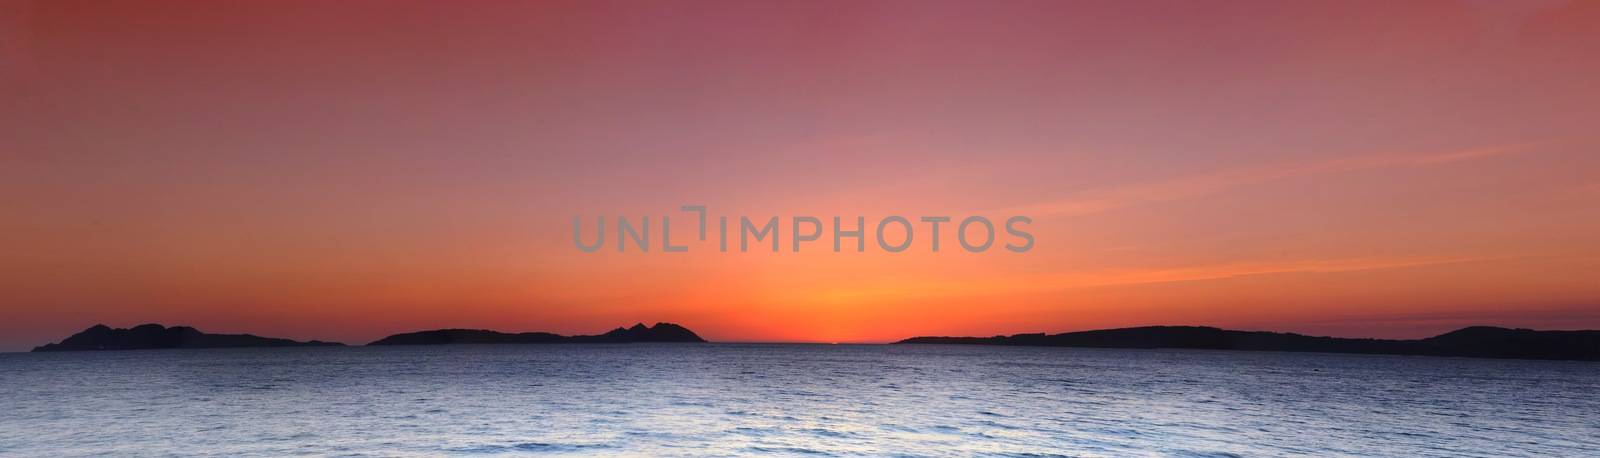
[20,321,1599,352]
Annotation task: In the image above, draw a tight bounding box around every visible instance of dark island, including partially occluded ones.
[898,326,1600,361]
[32,324,345,352]
[368,322,705,345]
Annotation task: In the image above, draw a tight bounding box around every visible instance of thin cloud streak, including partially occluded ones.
[812,255,1498,304]
[1002,142,1545,219]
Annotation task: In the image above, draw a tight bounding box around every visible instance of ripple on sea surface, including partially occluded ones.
[0,344,1596,456]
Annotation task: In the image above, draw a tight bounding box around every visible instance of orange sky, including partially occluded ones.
[2,0,1599,350]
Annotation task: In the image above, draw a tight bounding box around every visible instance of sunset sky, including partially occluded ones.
[2,0,1599,351]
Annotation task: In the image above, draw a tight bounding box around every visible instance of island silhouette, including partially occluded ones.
[898,326,1600,361]
[28,322,1600,360]
[31,322,704,352]
[367,322,705,345]
[31,324,344,352]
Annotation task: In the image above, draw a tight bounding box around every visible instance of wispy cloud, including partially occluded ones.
[1001,142,1545,218]
[812,255,1497,303]
[1568,182,1600,195]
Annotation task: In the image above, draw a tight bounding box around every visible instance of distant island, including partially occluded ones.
[27,322,705,352]
[368,322,705,345]
[898,326,1600,361]
[30,322,1599,361]
[32,324,344,352]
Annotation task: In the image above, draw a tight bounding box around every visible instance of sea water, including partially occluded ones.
[1,344,1596,456]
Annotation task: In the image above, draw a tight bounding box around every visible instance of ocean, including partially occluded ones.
[1,344,1595,456]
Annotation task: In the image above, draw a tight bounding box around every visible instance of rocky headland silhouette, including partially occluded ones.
[367,322,706,345]
[31,324,344,352]
[898,325,1600,361]
[28,322,1599,360]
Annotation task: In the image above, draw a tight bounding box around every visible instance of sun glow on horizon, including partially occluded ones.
[3,0,1600,351]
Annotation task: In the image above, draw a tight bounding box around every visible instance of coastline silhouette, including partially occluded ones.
[28,322,1600,360]
[29,322,705,352]
[367,322,705,345]
[31,324,344,352]
[899,326,1600,361]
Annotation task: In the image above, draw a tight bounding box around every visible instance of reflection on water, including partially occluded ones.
[2,344,1596,456]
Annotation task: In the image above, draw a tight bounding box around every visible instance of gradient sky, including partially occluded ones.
[2,0,1599,350]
